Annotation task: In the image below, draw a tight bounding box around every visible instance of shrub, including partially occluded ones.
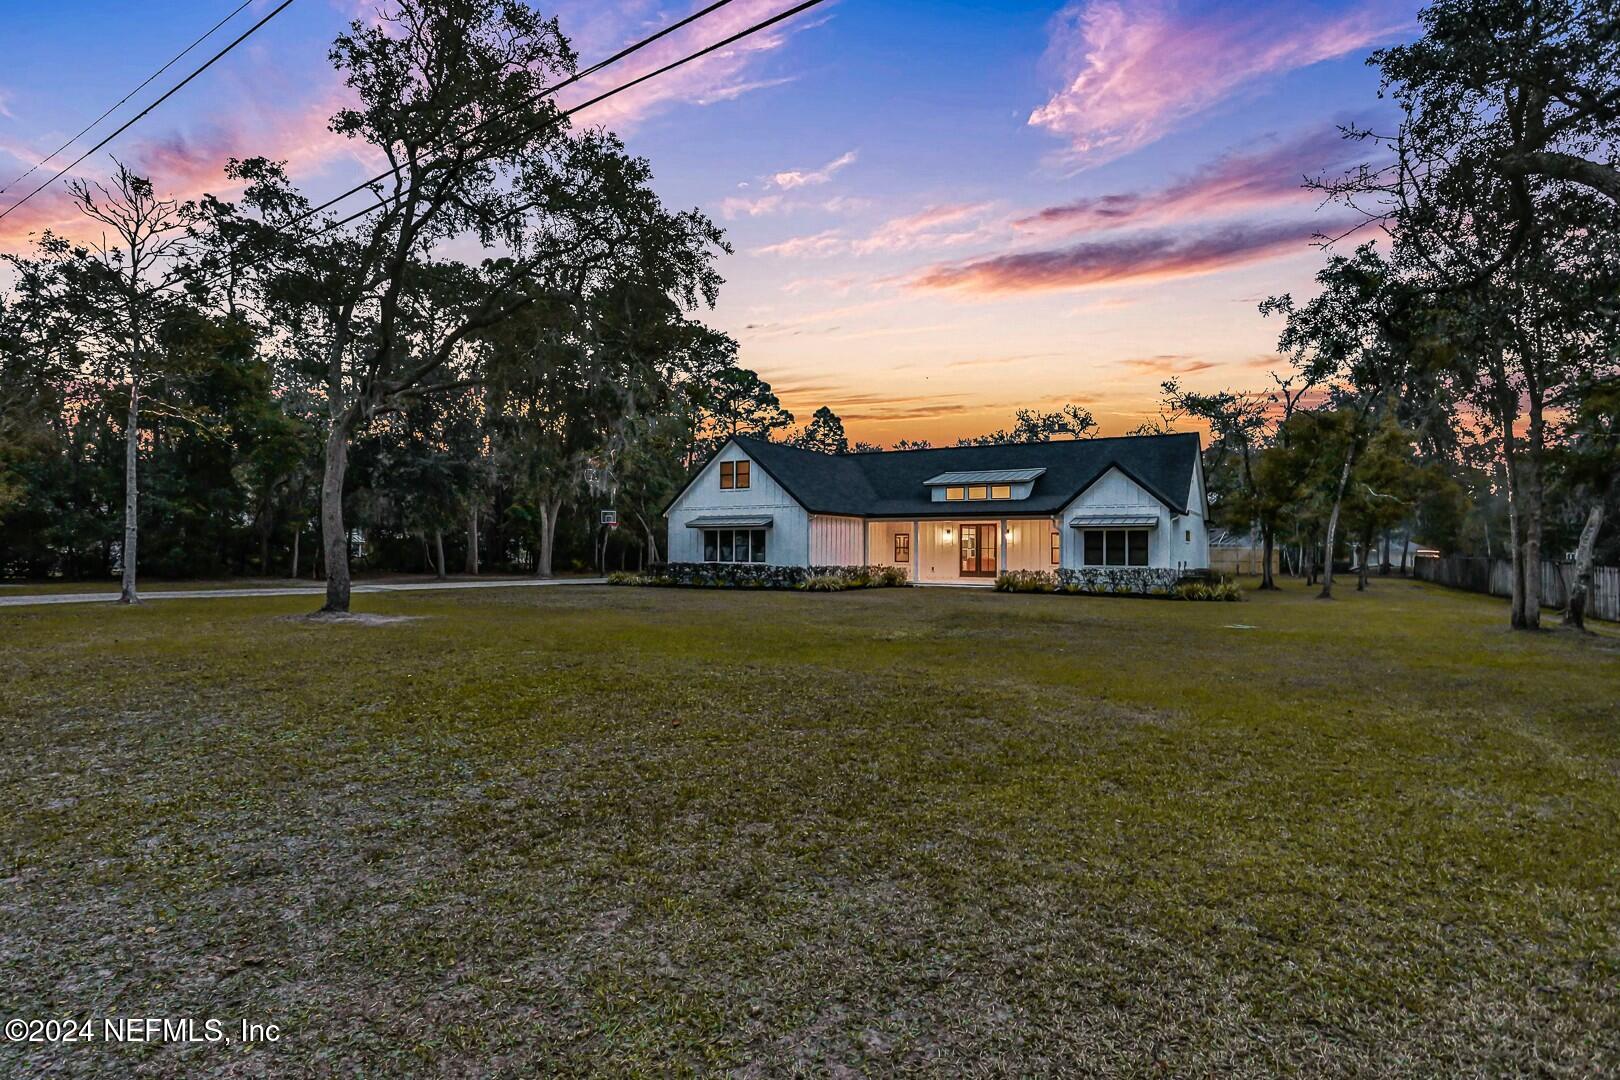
[1054,567,1180,597]
[630,563,911,591]
[605,571,645,586]
[800,574,848,592]
[1171,579,1244,601]
[995,569,1057,593]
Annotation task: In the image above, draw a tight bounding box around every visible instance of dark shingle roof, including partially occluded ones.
[729,432,1201,518]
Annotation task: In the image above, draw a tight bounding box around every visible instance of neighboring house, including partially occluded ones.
[664,433,1210,584]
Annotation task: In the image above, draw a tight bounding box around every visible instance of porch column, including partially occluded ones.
[911,519,920,583]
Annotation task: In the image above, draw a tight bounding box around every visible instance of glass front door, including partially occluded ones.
[958,524,997,577]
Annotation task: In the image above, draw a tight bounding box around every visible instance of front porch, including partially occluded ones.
[867,517,1060,585]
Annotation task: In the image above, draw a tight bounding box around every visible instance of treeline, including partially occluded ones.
[0,0,811,606]
[1132,0,1619,630]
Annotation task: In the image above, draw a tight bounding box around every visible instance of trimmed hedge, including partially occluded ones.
[609,563,909,591]
[994,566,1242,600]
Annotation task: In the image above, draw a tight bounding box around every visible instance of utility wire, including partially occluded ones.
[0,0,299,224]
[266,0,743,239]
[280,0,828,244]
[0,0,260,196]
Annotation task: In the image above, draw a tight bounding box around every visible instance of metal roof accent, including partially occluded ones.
[685,515,774,528]
[1069,513,1160,528]
[923,468,1047,485]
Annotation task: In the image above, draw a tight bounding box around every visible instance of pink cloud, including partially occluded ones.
[910,218,1340,294]
[0,93,357,251]
[851,202,996,254]
[1029,0,1410,163]
[1120,354,1218,374]
[718,192,869,219]
[556,1,827,132]
[769,149,857,190]
[755,203,999,259]
[755,228,845,258]
[1015,126,1367,232]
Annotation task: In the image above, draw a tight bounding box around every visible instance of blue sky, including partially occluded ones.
[0,0,1416,442]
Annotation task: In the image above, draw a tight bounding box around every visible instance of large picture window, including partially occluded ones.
[703,528,766,563]
[1082,529,1150,567]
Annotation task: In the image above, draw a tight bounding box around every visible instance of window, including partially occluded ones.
[703,528,766,563]
[1082,529,1150,567]
[991,484,1012,500]
[736,461,750,488]
[1050,531,1061,565]
[1185,529,1191,543]
[945,486,965,501]
[968,485,988,500]
[718,460,749,490]
[894,532,911,563]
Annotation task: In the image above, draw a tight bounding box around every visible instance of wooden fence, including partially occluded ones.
[1209,545,1282,577]
[1414,555,1620,622]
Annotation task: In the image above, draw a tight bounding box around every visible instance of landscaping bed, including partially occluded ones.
[608,562,909,591]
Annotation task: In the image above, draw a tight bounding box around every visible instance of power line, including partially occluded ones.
[0,0,299,225]
[0,0,260,197]
[289,0,829,244]
[273,0,743,239]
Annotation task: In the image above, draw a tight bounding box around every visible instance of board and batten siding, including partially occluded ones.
[665,447,810,566]
[1002,518,1060,572]
[809,515,864,566]
[1056,466,1209,572]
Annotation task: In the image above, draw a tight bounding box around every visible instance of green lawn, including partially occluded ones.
[2,580,1616,1076]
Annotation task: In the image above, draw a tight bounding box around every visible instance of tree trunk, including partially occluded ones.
[119,380,140,604]
[434,529,447,580]
[641,515,660,567]
[1357,528,1373,591]
[1259,525,1277,590]
[320,419,354,613]
[291,525,301,580]
[1507,457,1527,628]
[1562,503,1604,632]
[259,512,273,576]
[535,497,560,578]
[1520,424,1545,630]
[1380,528,1392,575]
[1318,452,1354,600]
[465,506,480,575]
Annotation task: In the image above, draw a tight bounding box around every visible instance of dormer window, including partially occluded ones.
[720,460,750,490]
[926,468,1045,503]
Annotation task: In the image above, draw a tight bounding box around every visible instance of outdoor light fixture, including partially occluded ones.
[944,527,953,540]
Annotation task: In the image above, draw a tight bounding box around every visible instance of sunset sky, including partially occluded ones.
[0,0,1415,443]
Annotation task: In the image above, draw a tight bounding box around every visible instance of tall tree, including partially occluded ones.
[227,0,722,611]
[958,403,1098,446]
[792,406,849,454]
[1557,376,1620,629]
[61,164,193,602]
[1157,379,1279,587]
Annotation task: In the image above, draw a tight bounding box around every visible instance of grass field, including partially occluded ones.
[2,579,1617,1076]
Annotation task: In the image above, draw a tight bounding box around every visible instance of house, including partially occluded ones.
[664,433,1210,584]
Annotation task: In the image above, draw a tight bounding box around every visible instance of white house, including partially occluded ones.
[664,433,1210,584]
